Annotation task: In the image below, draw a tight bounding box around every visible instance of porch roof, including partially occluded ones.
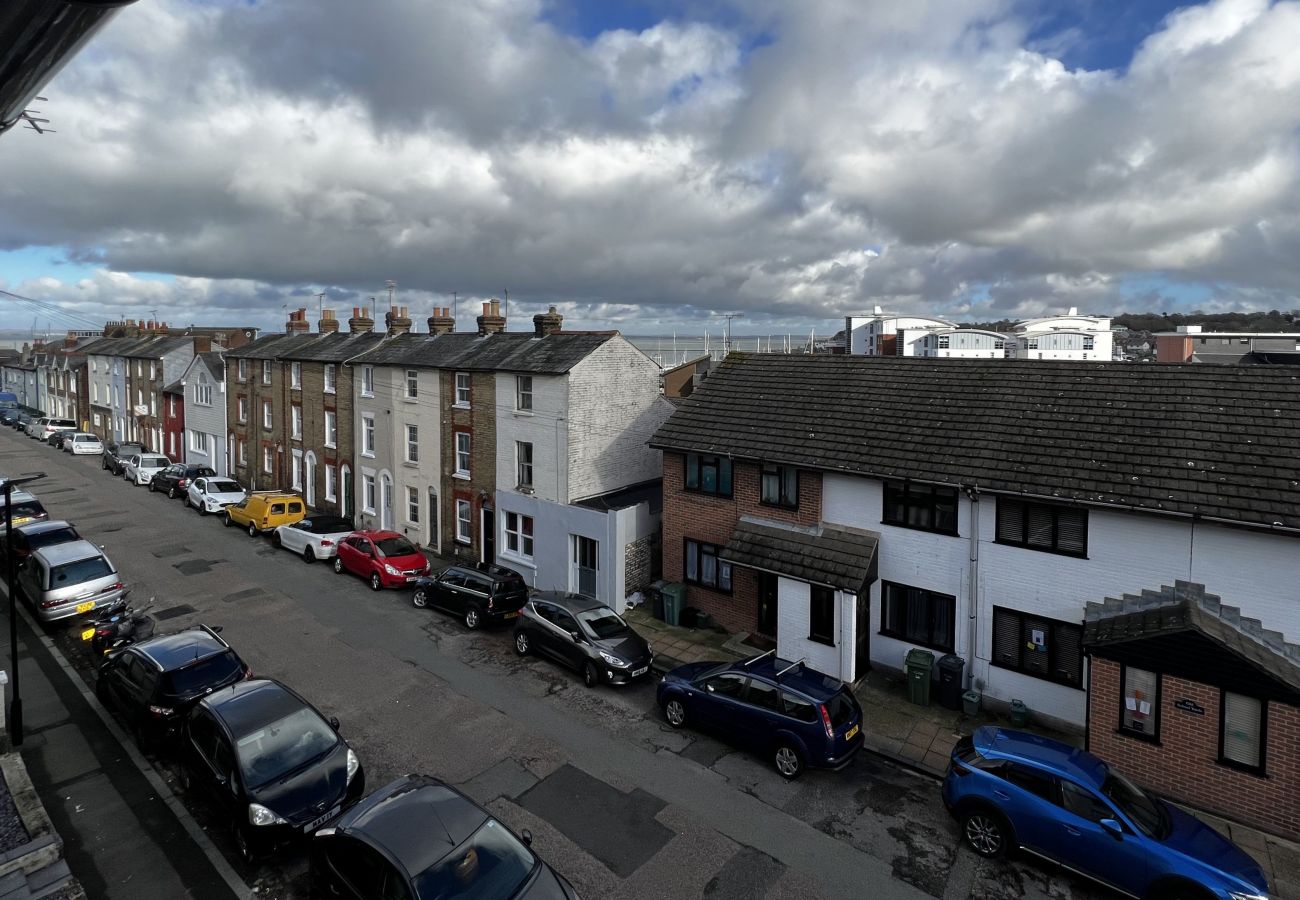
[721,518,878,593]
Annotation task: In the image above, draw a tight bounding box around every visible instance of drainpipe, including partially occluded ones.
[964,484,980,690]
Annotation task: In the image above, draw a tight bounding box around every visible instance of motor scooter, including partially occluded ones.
[83,599,155,656]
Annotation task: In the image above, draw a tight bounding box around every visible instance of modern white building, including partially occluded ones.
[845,306,1114,361]
[1011,309,1113,361]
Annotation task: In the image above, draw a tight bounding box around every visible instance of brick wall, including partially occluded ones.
[662,451,823,634]
[228,358,286,491]
[624,531,656,596]
[439,371,497,555]
[1088,657,1300,838]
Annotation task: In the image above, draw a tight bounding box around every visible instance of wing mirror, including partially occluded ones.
[328,716,341,731]
[521,829,533,846]
[1099,818,1124,841]
[569,630,583,643]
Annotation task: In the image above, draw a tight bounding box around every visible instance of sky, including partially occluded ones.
[2,0,1300,338]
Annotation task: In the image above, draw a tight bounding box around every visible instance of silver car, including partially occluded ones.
[123,452,171,486]
[65,432,104,455]
[16,540,128,624]
[273,514,355,562]
[186,476,246,515]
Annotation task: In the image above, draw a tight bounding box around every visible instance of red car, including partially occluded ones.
[332,531,430,591]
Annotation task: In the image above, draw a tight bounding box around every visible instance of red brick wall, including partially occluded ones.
[662,452,822,634]
[1089,658,1300,837]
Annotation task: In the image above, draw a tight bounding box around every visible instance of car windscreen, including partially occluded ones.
[375,536,417,557]
[577,606,629,639]
[48,556,114,588]
[307,516,352,533]
[2,501,46,524]
[235,706,339,789]
[414,818,536,900]
[208,480,242,494]
[27,527,79,550]
[1101,768,1166,839]
[141,455,169,467]
[163,651,243,698]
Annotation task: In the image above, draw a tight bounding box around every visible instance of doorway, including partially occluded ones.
[481,506,495,564]
[854,588,872,679]
[426,488,439,553]
[381,475,394,530]
[757,572,778,637]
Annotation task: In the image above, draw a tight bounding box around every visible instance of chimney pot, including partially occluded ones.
[533,305,564,337]
[477,297,507,336]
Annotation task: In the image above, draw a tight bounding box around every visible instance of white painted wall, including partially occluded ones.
[775,577,860,681]
[494,372,568,502]
[181,355,228,475]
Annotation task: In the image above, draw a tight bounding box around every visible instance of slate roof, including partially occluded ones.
[349,331,619,374]
[80,334,192,360]
[195,351,226,380]
[1084,580,1300,696]
[721,517,879,592]
[221,332,384,362]
[649,354,1300,530]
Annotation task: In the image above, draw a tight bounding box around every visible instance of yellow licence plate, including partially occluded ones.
[845,724,860,741]
[75,600,96,614]
[13,516,31,526]
[81,627,96,641]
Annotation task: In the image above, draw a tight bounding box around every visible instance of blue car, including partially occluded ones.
[656,652,863,780]
[942,727,1270,900]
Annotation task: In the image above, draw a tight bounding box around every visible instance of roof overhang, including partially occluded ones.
[720,518,879,593]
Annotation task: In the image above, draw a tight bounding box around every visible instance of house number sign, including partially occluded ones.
[1174,698,1205,715]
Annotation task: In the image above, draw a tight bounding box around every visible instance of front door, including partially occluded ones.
[426,487,439,553]
[757,572,778,637]
[380,475,393,530]
[854,588,871,679]
[481,506,495,564]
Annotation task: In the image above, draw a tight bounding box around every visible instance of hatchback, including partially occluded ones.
[0,519,81,574]
[0,490,49,530]
[187,476,247,516]
[28,417,76,440]
[657,652,864,780]
[942,727,1270,900]
[410,562,528,630]
[150,463,217,498]
[178,678,365,863]
[333,531,429,591]
[47,428,76,448]
[310,775,579,900]
[123,452,171,486]
[65,432,104,455]
[97,625,250,745]
[103,440,147,475]
[16,539,129,624]
[273,515,355,563]
[513,592,653,688]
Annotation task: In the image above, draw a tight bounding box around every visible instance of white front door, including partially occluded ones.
[381,475,393,530]
[571,535,598,597]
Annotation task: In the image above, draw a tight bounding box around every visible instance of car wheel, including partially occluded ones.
[101,458,107,470]
[271,531,282,548]
[148,481,156,492]
[168,485,177,499]
[177,766,193,792]
[664,697,687,728]
[464,606,482,630]
[233,824,257,865]
[302,546,314,564]
[369,572,382,591]
[197,503,207,516]
[247,522,258,538]
[514,630,530,655]
[333,557,344,574]
[773,743,804,780]
[961,808,1011,859]
[583,660,601,688]
[412,589,428,608]
[223,513,232,528]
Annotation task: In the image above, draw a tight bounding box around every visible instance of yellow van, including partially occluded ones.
[223,492,306,537]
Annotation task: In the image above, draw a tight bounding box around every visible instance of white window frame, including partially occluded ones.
[262,445,273,474]
[455,499,472,543]
[261,359,272,385]
[325,464,337,501]
[323,364,336,394]
[237,359,249,382]
[324,410,337,448]
[189,429,206,453]
[405,423,419,463]
[516,375,533,412]
[454,432,471,477]
[454,372,471,407]
[238,439,247,466]
[238,396,248,423]
[361,366,374,397]
[194,378,213,407]
[406,485,420,524]
[262,400,273,430]
[504,512,534,559]
[291,450,303,490]
[517,441,533,488]
[291,405,303,440]
[290,362,302,390]
[405,370,418,400]
[362,414,376,456]
[362,471,377,514]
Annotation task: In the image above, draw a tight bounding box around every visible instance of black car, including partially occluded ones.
[513,592,653,688]
[102,440,147,475]
[311,775,577,900]
[0,519,81,574]
[178,678,365,863]
[410,562,528,630]
[96,625,249,745]
[47,428,76,449]
[150,463,217,499]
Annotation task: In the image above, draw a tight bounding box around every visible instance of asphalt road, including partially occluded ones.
[0,427,1111,900]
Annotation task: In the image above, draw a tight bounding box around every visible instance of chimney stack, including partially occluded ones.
[477,298,507,335]
[427,306,456,335]
[533,305,563,337]
[193,335,213,353]
[385,305,413,335]
[348,306,375,334]
[64,330,79,349]
[286,308,310,334]
[318,308,340,333]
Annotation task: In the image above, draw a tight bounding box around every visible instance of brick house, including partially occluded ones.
[1084,582,1300,838]
[650,355,1300,732]
[161,378,185,461]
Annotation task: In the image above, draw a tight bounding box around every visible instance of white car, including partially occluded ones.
[186,476,247,515]
[28,417,76,440]
[122,452,171,485]
[273,514,356,562]
[64,433,104,455]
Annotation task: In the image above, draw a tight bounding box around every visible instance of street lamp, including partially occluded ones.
[4,471,46,746]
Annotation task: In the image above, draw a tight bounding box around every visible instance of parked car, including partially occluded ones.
[0,491,48,530]
[0,410,18,427]
[0,519,81,574]
[187,477,247,516]
[333,531,429,591]
[656,653,864,780]
[150,463,217,498]
[64,432,104,455]
[310,775,578,900]
[272,515,354,563]
[513,592,653,688]
[942,727,1270,900]
[47,427,77,448]
[11,411,37,432]
[410,562,528,630]
[27,416,76,440]
[123,452,171,486]
[224,491,306,537]
[97,625,250,746]
[177,678,365,863]
[15,539,129,624]
[102,440,147,475]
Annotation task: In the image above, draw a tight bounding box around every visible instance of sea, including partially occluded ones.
[627,333,824,368]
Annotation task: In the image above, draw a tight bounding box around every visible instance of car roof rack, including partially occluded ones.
[741,648,776,667]
[774,658,806,679]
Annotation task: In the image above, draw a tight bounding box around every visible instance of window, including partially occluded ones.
[455,372,471,406]
[149,361,156,380]
[92,382,99,403]
[325,465,336,501]
[516,375,532,411]
[361,366,374,397]
[262,446,273,474]
[291,452,302,490]
[361,414,375,456]
[882,481,958,535]
[189,429,206,453]
[363,473,376,513]
[237,440,247,466]
[324,410,337,448]
[405,370,418,399]
[937,334,950,349]
[992,607,1083,688]
[1120,666,1159,740]
[290,362,301,390]
[1059,780,1113,824]
[745,678,783,712]
[1083,336,1095,351]
[760,463,798,508]
[455,499,472,543]
[323,364,336,394]
[194,378,212,406]
[809,585,835,645]
[454,432,471,476]
[405,424,418,463]
[238,359,248,382]
[168,396,177,416]
[1220,691,1265,773]
[996,498,1088,556]
[684,453,733,497]
[881,582,956,652]
[516,441,533,488]
[406,485,420,524]
[237,396,247,423]
[702,673,745,698]
[504,512,534,558]
[261,360,272,385]
[262,400,273,430]
[684,539,731,592]
[291,405,302,440]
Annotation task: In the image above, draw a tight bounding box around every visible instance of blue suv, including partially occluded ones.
[942,727,1270,900]
[657,652,863,779]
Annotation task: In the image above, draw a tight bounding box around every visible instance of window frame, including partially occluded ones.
[237,396,248,424]
[323,364,336,395]
[361,414,375,457]
[291,404,303,440]
[991,606,1084,689]
[1218,690,1267,776]
[262,400,273,430]
[1118,665,1161,744]
[404,370,418,400]
[881,480,959,536]
[995,497,1089,557]
[290,362,302,390]
[362,472,376,513]
[504,512,534,559]
[516,375,533,412]
[880,581,956,653]
[360,366,374,397]
[237,359,249,382]
[406,485,420,524]
[683,453,733,498]
[455,499,472,544]
[454,372,471,407]
[759,462,799,509]
[261,445,273,474]
[809,584,835,646]
[683,538,732,593]
[325,464,336,501]
[404,423,418,463]
[516,441,533,488]
[261,359,272,385]
[454,432,471,477]
[324,410,337,448]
